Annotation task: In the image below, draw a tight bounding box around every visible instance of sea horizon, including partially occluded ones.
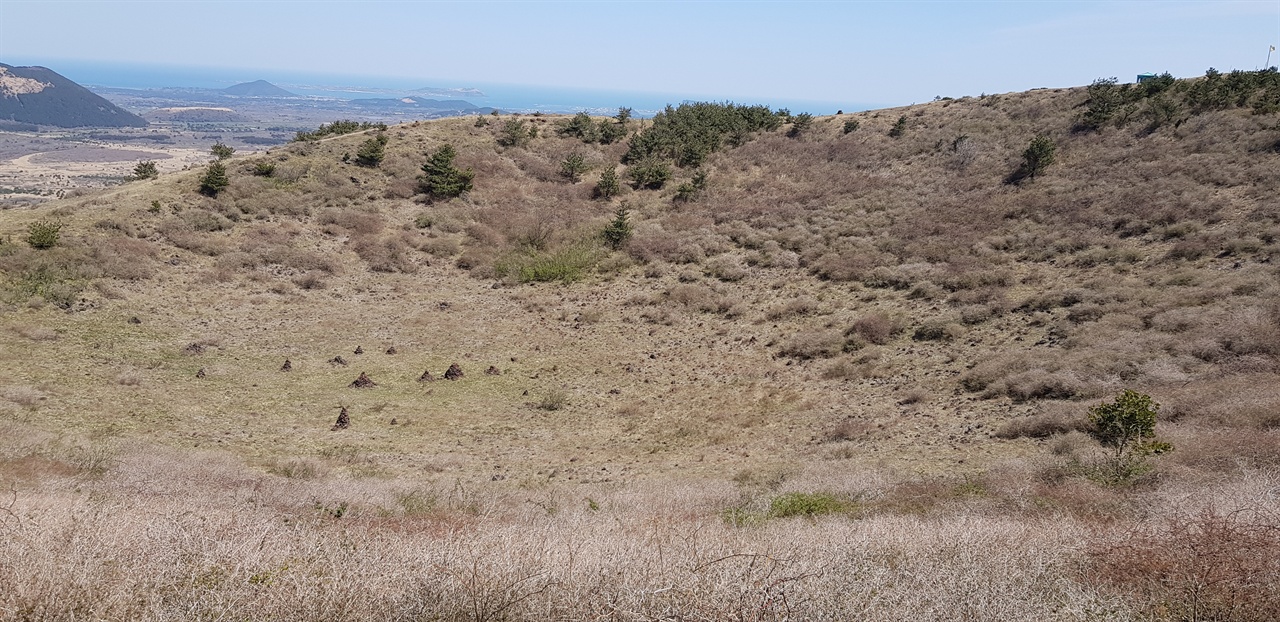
[3,57,872,118]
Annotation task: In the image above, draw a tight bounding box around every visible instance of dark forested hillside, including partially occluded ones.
[0,63,147,127]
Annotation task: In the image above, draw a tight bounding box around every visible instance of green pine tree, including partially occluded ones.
[355,133,388,167]
[199,161,230,196]
[419,144,474,199]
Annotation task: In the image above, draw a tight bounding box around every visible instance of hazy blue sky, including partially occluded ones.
[3,1,1279,107]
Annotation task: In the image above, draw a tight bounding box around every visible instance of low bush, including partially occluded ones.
[1089,510,1280,621]
[768,492,854,518]
[849,313,900,345]
[537,389,569,411]
[779,329,847,360]
[497,243,602,283]
[25,220,63,249]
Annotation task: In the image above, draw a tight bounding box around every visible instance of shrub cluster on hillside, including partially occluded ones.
[293,120,388,142]
[623,102,782,167]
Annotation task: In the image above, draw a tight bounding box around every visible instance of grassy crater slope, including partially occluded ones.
[1,79,1279,620]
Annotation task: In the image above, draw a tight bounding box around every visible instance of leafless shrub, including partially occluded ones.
[384,176,419,200]
[996,401,1089,438]
[907,281,945,300]
[1165,237,1213,261]
[779,329,846,360]
[351,234,417,273]
[90,237,158,280]
[628,227,705,264]
[765,296,820,320]
[268,458,328,479]
[1165,427,1280,470]
[951,135,979,169]
[912,320,965,342]
[960,354,1030,394]
[1088,510,1280,622]
[850,313,900,345]
[156,218,230,256]
[897,388,930,405]
[958,304,995,325]
[317,207,385,236]
[824,418,872,442]
[703,256,749,282]
[418,235,460,258]
[1000,369,1081,402]
[292,274,326,290]
[1160,375,1280,429]
[666,284,736,314]
[1066,303,1105,324]
[863,265,916,290]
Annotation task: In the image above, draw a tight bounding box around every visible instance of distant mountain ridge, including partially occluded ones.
[223,80,296,97]
[0,63,147,128]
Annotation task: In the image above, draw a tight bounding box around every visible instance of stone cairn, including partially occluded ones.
[332,406,350,430]
[444,364,464,381]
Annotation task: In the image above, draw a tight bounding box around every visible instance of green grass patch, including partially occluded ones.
[768,492,855,518]
[497,243,603,283]
[723,491,858,527]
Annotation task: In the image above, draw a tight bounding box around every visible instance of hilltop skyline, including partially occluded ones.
[2,1,1278,108]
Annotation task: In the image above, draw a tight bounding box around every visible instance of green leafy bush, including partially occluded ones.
[497,243,602,283]
[25,220,63,249]
[842,119,860,134]
[1086,389,1173,484]
[594,106,632,144]
[768,492,853,518]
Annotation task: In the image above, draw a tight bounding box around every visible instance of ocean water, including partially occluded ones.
[13,58,866,117]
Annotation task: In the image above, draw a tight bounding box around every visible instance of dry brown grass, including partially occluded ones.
[0,437,1153,621]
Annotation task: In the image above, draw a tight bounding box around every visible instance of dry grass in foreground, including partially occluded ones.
[2,425,1278,621]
